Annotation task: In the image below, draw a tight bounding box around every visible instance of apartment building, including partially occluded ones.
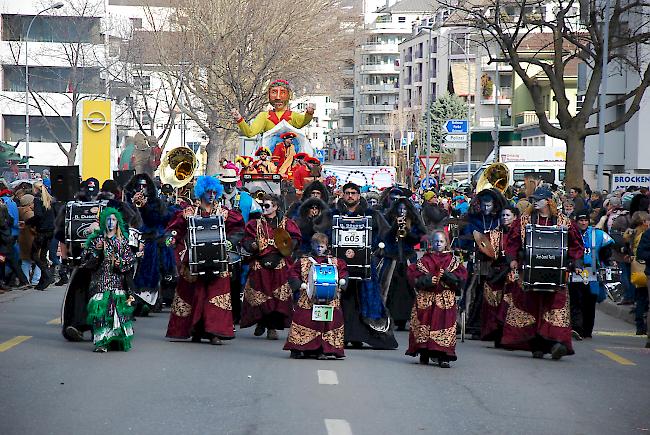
[333,0,432,164]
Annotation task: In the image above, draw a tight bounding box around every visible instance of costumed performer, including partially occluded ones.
[253,147,277,174]
[231,79,314,137]
[165,176,245,345]
[406,230,467,367]
[274,132,298,176]
[240,194,301,340]
[284,233,349,359]
[501,187,584,360]
[84,207,136,352]
[332,182,398,349]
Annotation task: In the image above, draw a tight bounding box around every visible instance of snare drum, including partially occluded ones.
[308,263,339,303]
[187,216,228,275]
[128,228,142,249]
[332,215,372,280]
[64,200,107,264]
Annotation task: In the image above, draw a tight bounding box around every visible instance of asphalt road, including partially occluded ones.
[0,285,648,435]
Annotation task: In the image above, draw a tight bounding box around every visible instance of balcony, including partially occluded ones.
[515,110,549,127]
[338,88,354,98]
[481,87,512,104]
[360,64,397,74]
[342,68,354,77]
[360,84,396,93]
[360,43,398,54]
[359,104,394,112]
[337,127,354,134]
[366,22,412,34]
[359,124,391,133]
[338,107,354,116]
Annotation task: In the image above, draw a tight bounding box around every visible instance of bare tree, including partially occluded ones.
[144,0,354,173]
[441,0,650,189]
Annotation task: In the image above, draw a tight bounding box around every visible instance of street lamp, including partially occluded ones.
[24,2,65,170]
[422,24,474,185]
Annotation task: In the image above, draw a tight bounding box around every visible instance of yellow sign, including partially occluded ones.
[80,100,111,183]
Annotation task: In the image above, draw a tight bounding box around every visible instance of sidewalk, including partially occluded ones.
[597,299,635,325]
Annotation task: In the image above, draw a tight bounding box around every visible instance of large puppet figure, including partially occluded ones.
[232,79,314,137]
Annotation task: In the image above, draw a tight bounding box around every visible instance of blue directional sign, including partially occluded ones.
[444,119,469,134]
[365,143,373,151]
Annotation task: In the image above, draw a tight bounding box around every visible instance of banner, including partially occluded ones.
[79,100,112,183]
[611,173,650,191]
[322,165,396,189]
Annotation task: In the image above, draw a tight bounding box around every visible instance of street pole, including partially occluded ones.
[24,2,64,171]
[447,36,473,185]
[426,28,432,188]
[597,0,612,192]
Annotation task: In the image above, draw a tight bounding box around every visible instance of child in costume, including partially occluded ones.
[406,230,467,367]
[283,232,349,359]
[84,207,136,353]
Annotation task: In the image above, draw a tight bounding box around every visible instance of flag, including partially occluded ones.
[413,152,420,179]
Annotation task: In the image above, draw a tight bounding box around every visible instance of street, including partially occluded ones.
[0,285,648,435]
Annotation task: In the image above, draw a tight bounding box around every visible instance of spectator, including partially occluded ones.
[631,211,650,336]
[588,192,604,212]
[17,194,39,287]
[569,187,587,212]
[27,181,55,290]
[564,200,576,220]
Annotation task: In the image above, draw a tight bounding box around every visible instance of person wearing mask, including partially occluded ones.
[569,211,614,340]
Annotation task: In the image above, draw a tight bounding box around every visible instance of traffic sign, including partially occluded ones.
[442,142,468,149]
[365,143,372,151]
[444,134,467,142]
[444,119,469,134]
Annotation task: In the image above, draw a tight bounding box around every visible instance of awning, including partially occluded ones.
[450,62,476,97]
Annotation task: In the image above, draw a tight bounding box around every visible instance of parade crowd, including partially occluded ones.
[1,167,650,363]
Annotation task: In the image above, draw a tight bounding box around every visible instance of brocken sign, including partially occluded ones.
[611,173,650,190]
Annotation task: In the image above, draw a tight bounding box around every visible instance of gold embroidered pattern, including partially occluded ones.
[273,282,292,301]
[429,325,456,347]
[171,295,191,318]
[416,291,434,310]
[244,286,271,306]
[505,305,536,328]
[323,326,344,349]
[287,322,319,345]
[489,230,502,256]
[297,291,313,309]
[434,290,456,310]
[543,296,570,328]
[209,293,232,311]
[409,314,430,344]
[483,283,502,308]
[300,258,312,283]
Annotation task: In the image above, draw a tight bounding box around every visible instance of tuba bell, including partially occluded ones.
[475,162,509,194]
[159,147,197,189]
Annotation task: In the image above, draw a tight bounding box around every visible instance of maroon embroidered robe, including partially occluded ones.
[283,255,349,357]
[406,252,467,361]
[240,216,301,330]
[501,214,584,354]
[166,206,244,340]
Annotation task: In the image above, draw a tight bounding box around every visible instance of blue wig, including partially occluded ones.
[194,175,223,200]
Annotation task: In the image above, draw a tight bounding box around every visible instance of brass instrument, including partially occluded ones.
[133,191,147,208]
[397,209,407,238]
[254,190,266,202]
[159,147,197,189]
[475,162,509,194]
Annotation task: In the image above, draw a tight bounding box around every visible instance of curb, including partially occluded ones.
[597,299,635,325]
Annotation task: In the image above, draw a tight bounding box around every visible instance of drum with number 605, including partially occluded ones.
[332,215,372,280]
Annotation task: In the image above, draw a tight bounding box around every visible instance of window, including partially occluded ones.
[616,102,626,131]
[431,37,437,53]
[313,132,318,140]
[130,17,143,29]
[450,34,467,55]
[398,16,406,23]
[187,142,201,154]
[133,75,151,91]
[325,96,331,103]
[559,169,566,181]
[138,111,152,126]
[3,114,73,142]
[2,14,101,44]
[430,60,437,78]
[3,65,102,93]
[513,169,534,181]
[576,94,585,111]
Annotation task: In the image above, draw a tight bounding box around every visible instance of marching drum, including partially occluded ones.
[128,228,142,250]
[523,224,569,291]
[332,215,372,280]
[187,215,228,275]
[308,263,339,303]
[64,201,107,264]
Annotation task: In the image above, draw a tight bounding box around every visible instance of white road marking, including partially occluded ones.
[324,419,352,435]
[318,369,339,385]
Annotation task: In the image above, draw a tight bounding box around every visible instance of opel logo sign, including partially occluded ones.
[84,110,109,132]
